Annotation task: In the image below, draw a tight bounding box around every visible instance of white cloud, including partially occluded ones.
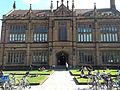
[22,0,40,4]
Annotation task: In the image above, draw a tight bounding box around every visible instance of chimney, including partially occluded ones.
[57,0,59,9]
[72,0,75,12]
[50,0,53,12]
[67,0,69,9]
[110,0,116,9]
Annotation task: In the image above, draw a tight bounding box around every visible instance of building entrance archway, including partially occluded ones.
[56,52,68,66]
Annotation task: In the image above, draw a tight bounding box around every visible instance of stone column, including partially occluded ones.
[72,18,77,67]
[48,18,54,66]
[26,21,31,66]
[94,19,100,66]
[0,44,4,66]
[1,21,6,66]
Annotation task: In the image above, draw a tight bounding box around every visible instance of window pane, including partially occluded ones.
[32,51,48,64]
[115,33,118,41]
[34,25,48,42]
[78,51,93,64]
[7,51,25,64]
[100,25,118,42]
[101,51,120,64]
[59,22,67,41]
[77,24,92,42]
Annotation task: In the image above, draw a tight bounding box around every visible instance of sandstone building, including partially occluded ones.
[0,0,120,68]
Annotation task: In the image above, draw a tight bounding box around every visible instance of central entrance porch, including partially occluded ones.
[56,51,68,66]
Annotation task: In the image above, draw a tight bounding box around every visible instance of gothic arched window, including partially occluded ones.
[77,24,92,42]
[33,25,48,42]
[58,22,67,41]
[9,24,26,42]
[100,24,118,42]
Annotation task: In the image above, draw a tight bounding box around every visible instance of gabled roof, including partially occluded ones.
[54,4,71,13]
[54,3,72,16]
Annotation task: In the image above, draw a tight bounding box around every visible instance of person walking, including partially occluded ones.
[65,62,68,71]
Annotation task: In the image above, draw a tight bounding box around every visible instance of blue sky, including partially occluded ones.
[0,0,120,36]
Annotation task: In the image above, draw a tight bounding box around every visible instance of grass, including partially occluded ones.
[3,70,54,75]
[71,69,119,84]
[29,70,54,75]
[74,76,117,84]
[28,75,47,84]
[70,69,118,76]
[75,76,89,83]
[9,75,47,84]
[2,70,54,85]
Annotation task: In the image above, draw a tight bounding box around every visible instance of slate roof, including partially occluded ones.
[75,9,93,15]
[7,10,50,17]
[5,6,120,17]
[82,8,120,16]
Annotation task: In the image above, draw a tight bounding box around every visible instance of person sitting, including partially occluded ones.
[38,67,45,71]
[52,65,55,69]
[84,66,88,71]
[118,70,120,75]
[80,71,87,78]
[41,67,45,70]
[79,66,84,71]
[96,70,102,80]
[0,70,3,78]
[87,65,93,72]
[88,70,92,76]
[80,72,85,78]
[101,70,107,78]
[25,71,29,76]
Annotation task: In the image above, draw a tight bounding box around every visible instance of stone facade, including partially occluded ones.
[0,0,120,68]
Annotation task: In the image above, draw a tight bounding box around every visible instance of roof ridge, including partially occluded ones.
[6,9,15,16]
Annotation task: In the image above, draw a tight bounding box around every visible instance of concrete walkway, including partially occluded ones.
[29,71,89,90]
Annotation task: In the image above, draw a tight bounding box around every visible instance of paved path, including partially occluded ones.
[41,71,76,90]
[30,71,89,90]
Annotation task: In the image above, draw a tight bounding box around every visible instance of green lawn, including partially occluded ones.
[9,75,48,85]
[28,75,47,84]
[2,70,54,85]
[70,69,118,76]
[75,76,90,83]
[71,69,118,84]
[74,76,117,84]
[4,70,54,75]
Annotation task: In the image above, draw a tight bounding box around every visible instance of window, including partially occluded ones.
[78,51,94,64]
[9,25,26,42]
[32,51,48,64]
[7,51,25,64]
[33,25,48,42]
[100,25,118,42]
[77,24,92,42]
[101,51,120,64]
[58,22,67,41]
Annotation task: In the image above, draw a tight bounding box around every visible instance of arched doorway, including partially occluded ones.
[56,52,68,66]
